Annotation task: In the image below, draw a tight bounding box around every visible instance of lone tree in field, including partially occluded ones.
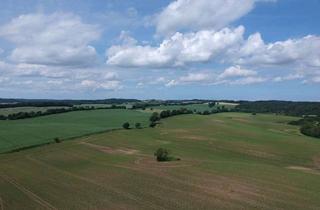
[154,148,169,162]
[135,122,141,129]
[122,122,130,129]
[54,137,61,143]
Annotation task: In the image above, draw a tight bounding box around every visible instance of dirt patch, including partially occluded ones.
[233,118,250,123]
[80,142,138,155]
[268,129,287,134]
[0,196,3,210]
[169,129,189,133]
[244,149,277,159]
[227,143,278,159]
[133,156,194,169]
[161,170,266,209]
[155,140,170,144]
[159,131,169,135]
[286,166,320,175]
[313,156,320,169]
[179,135,208,141]
[211,119,225,123]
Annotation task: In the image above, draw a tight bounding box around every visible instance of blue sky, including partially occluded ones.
[0,0,319,100]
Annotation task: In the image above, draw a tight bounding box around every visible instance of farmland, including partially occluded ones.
[0,106,69,116]
[1,112,320,209]
[0,109,149,153]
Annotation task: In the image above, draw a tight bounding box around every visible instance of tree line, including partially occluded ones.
[148,107,231,127]
[236,101,320,117]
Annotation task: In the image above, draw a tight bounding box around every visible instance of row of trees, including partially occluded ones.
[0,105,127,120]
[301,124,320,138]
[149,108,194,126]
[196,106,229,115]
[122,122,142,129]
[148,107,232,127]
[236,101,320,117]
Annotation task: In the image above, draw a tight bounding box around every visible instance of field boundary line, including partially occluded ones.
[0,128,124,154]
[0,173,56,210]
[0,196,3,210]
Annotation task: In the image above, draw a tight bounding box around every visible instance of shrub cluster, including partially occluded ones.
[289,117,320,138]
[154,148,170,161]
[154,148,180,162]
[300,124,320,138]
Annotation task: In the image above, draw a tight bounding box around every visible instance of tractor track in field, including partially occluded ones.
[0,196,4,210]
[0,173,56,210]
[26,155,165,210]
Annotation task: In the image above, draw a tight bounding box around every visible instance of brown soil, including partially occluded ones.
[286,166,320,175]
[80,142,138,155]
[179,135,208,141]
[312,155,320,169]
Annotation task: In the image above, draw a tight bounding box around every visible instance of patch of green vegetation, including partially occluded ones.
[0,109,149,153]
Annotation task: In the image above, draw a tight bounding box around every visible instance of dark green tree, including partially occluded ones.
[154,148,169,161]
[135,122,142,129]
[122,122,130,129]
[149,112,160,122]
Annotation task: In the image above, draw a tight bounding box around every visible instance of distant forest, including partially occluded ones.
[235,101,320,117]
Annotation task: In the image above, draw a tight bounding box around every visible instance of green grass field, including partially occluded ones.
[0,109,149,153]
[1,112,320,209]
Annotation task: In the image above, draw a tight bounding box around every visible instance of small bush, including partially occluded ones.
[135,122,142,129]
[154,148,169,162]
[154,148,180,162]
[122,122,130,129]
[54,137,61,143]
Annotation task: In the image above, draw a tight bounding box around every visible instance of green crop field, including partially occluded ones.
[0,109,149,153]
[1,112,320,209]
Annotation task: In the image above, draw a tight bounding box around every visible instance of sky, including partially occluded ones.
[0,0,319,101]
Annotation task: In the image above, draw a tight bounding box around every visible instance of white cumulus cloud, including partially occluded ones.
[218,65,257,79]
[107,26,244,67]
[80,80,121,91]
[155,0,256,36]
[0,12,101,67]
[234,33,320,68]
